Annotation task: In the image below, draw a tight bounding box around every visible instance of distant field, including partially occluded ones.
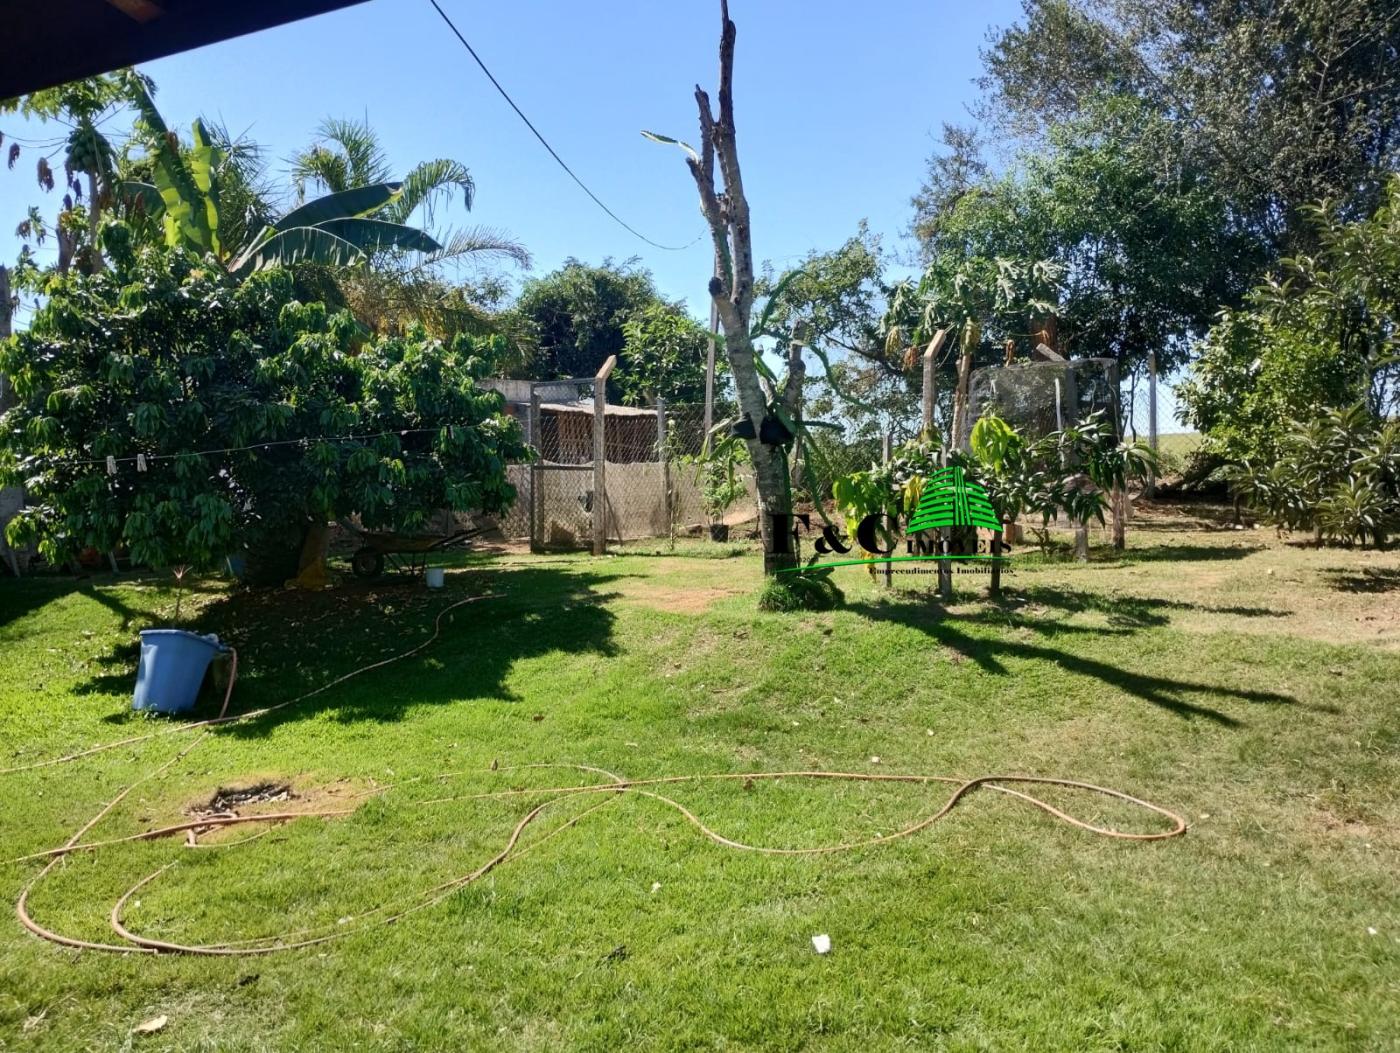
[1156,431,1202,455]
[1153,431,1203,473]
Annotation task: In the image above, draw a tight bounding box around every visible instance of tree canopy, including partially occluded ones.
[979,0,1400,255]
[0,228,526,569]
[901,0,1400,420]
[510,259,712,405]
[1179,177,1400,464]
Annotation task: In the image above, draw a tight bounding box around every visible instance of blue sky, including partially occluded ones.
[0,0,1021,323]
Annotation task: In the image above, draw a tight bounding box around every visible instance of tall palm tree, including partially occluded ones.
[289,117,527,270]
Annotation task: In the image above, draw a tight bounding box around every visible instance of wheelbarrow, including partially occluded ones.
[344,526,485,580]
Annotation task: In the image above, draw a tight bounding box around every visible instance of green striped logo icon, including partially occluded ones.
[906,466,1002,534]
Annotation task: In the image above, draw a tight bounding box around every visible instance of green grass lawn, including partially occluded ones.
[2,507,1398,1050]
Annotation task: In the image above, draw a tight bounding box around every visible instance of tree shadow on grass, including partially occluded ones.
[82,564,628,733]
[1325,567,1400,593]
[1111,542,1265,564]
[0,576,80,633]
[848,588,1301,727]
[1002,586,1288,628]
[0,573,167,633]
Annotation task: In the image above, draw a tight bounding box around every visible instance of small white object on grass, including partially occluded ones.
[811,934,831,954]
[132,1015,168,1035]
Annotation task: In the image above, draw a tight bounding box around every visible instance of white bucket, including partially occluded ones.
[424,567,446,589]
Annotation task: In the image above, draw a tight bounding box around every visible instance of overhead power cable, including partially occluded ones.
[425,0,701,252]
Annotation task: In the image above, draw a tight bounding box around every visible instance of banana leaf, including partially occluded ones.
[273,183,403,233]
[232,219,440,275]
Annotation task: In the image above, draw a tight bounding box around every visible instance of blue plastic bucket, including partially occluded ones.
[133,630,227,715]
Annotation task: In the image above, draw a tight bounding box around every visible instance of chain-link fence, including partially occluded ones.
[482,355,1202,553]
[482,385,890,551]
[1120,364,1201,478]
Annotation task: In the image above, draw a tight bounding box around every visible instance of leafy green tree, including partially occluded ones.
[979,0,1400,255]
[510,260,699,397]
[121,78,439,277]
[2,73,132,274]
[288,115,528,271]
[913,97,1261,380]
[755,226,901,437]
[1225,406,1400,547]
[882,250,1063,443]
[618,302,713,405]
[1179,178,1400,463]
[0,227,527,570]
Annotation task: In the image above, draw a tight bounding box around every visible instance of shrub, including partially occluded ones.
[1226,405,1399,546]
[0,232,527,569]
[757,573,843,612]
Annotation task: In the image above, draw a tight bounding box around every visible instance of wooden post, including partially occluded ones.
[656,396,673,541]
[785,329,806,488]
[1111,486,1127,550]
[921,329,948,441]
[938,444,952,601]
[1146,350,1159,498]
[1109,357,1126,549]
[949,321,979,453]
[1061,360,1079,429]
[991,526,1003,597]
[592,355,616,556]
[528,386,541,553]
[881,431,893,589]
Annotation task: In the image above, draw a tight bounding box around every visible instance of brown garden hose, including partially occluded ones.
[7,588,1188,958]
[16,761,1187,957]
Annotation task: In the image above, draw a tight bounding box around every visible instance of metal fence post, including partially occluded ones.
[592,356,616,556]
[656,396,672,544]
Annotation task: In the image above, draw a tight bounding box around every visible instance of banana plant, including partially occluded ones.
[121,75,440,276]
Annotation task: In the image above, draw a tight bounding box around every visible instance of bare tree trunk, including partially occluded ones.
[921,329,948,442]
[785,330,805,489]
[56,226,77,276]
[949,324,977,450]
[684,1,795,575]
[85,171,105,273]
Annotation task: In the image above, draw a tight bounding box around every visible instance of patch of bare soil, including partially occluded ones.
[628,585,744,614]
[185,776,372,825]
[205,782,292,814]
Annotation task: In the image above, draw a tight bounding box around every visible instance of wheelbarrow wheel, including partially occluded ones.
[351,548,384,579]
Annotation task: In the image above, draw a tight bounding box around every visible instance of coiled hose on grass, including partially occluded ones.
[7,590,1188,957]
